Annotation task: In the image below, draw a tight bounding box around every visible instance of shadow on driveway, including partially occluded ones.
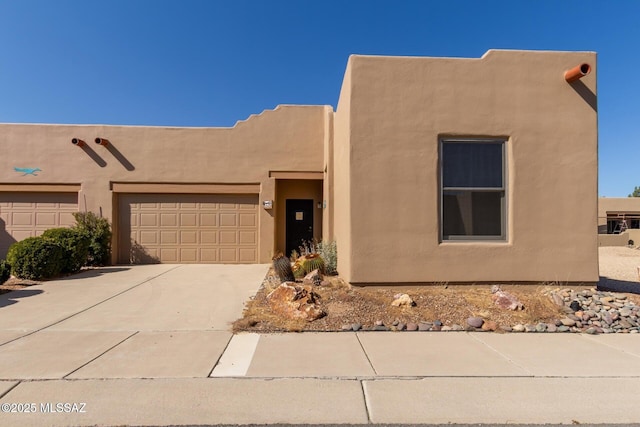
[62,267,132,280]
[598,276,640,294]
[0,289,44,308]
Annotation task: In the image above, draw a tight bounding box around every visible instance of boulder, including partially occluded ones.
[302,269,323,286]
[391,293,415,307]
[266,282,325,321]
[491,288,524,311]
[467,317,484,328]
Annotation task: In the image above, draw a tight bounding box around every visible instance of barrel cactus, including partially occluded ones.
[272,253,294,283]
[301,253,325,275]
[292,259,306,280]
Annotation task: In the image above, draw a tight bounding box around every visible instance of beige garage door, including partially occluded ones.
[119,193,259,264]
[0,192,78,259]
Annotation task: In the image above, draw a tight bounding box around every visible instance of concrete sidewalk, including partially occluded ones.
[2,265,640,426]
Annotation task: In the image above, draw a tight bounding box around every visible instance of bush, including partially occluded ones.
[42,228,90,274]
[72,212,112,266]
[317,240,338,275]
[0,260,11,285]
[6,237,65,280]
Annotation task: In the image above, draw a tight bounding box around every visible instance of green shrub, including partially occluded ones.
[72,212,112,266]
[6,237,65,280]
[0,260,11,285]
[42,228,90,273]
[317,240,338,275]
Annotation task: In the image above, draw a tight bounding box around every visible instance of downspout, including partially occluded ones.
[564,63,591,83]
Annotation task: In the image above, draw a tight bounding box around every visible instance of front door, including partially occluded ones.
[286,199,314,256]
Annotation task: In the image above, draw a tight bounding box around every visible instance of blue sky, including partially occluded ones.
[1,1,638,197]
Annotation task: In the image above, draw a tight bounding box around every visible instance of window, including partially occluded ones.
[441,139,506,241]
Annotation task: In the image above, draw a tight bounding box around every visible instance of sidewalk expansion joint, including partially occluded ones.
[581,334,640,359]
[355,332,378,376]
[359,380,372,423]
[61,331,139,379]
[0,380,20,399]
[0,265,182,348]
[207,333,235,377]
[468,332,534,376]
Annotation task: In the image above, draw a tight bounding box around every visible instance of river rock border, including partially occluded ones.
[340,289,640,334]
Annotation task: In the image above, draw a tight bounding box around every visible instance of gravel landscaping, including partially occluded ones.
[234,246,640,334]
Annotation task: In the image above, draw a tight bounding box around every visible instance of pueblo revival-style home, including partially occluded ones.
[0,50,598,285]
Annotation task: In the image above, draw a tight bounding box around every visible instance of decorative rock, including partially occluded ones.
[552,293,565,307]
[418,322,432,331]
[512,324,525,332]
[432,325,442,331]
[561,318,576,327]
[482,320,498,331]
[558,325,570,332]
[392,320,400,326]
[620,308,632,317]
[491,288,524,310]
[396,322,406,331]
[433,320,443,327]
[320,280,331,287]
[351,323,362,332]
[374,325,389,331]
[569,301,582,312]
[546,324,557,333]
[375,320,384,326]
[585,327,598,335]
[406,322,418,331]
[266,283,325,321]
[620,319,633,329]
[451,324,464,331]
[524,324,536,332]
[441,325,452,332]
[467,317,484,328]
[341,324,352,331]
[302,269,323,286]
[391,293,415,307]
[535,323,547,332]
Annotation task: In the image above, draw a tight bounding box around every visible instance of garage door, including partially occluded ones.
[118,193,259,264]
[0,192,78,259]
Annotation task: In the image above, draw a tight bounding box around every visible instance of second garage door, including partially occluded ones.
[0,192,78,259]
[118,193,259,264]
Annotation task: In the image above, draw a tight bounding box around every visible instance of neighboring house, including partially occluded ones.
[0,49,598,284]
[598,197,640,246]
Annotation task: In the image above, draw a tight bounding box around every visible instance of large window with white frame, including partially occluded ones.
[441,138,506,241]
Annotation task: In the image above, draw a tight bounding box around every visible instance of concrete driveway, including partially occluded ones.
[4,264,640,426]
[0,264,268,380]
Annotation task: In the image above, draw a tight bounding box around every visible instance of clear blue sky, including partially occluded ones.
[1,1,638,197]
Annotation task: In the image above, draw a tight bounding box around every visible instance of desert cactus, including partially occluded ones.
[301,253,325,275]
[292,259,306,280]
[272,253,294,283]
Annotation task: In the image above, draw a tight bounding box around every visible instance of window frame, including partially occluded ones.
[440,138,507,242]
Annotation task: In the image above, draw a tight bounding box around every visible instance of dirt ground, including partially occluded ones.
[233,246,640,333]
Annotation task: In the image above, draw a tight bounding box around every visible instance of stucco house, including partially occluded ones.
[0,49,598,285]
[598,197,640,246]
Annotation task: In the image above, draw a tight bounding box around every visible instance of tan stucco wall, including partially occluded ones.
[0,105,328,263]
[598,230,640,247]
[334,50,599,284]
[333,59,353,279]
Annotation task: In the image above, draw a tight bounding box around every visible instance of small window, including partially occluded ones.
[441,139,506,241]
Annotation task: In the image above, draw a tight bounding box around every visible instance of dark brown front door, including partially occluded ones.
[286,199,313,257]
